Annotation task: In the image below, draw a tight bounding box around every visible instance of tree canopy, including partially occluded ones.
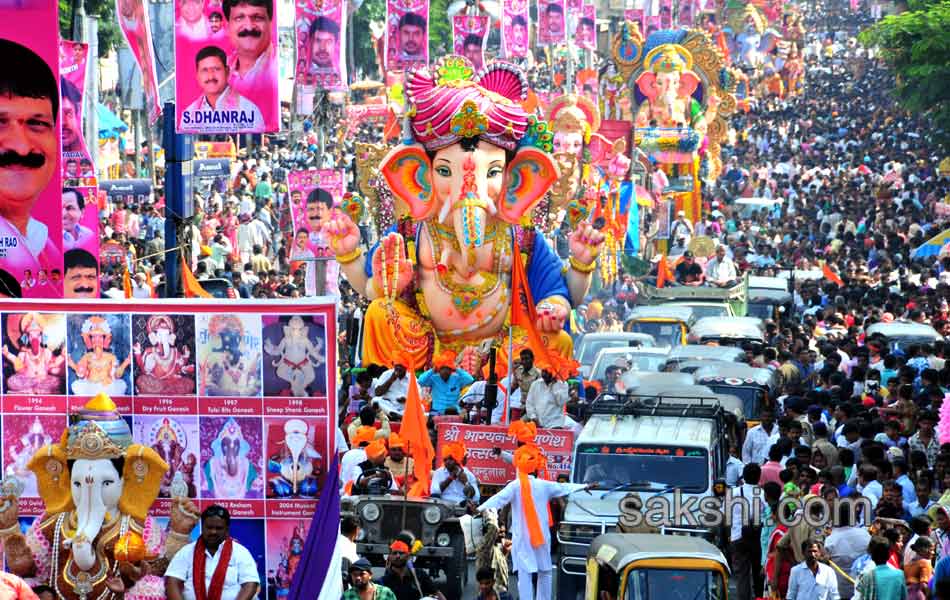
[59,0,123,57]
[859,0,950,152]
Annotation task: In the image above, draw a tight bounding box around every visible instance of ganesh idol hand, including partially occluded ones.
[324,213,361,257]
[0,495,20,531]
[536,299,568,333]
[568,222,606,268]
[169,497,200,535]
[371,232,414,299]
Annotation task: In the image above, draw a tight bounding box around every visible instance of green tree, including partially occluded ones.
[428,0,451,57]
[859,0,950,152]
[59,0,123,57]
[350,0,386,78]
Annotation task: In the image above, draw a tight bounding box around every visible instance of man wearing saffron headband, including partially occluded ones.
[378,535,444,600]
[431,441,480,505]
[418,351,474,415]
[347,438,397,495]
[478,445,592,600]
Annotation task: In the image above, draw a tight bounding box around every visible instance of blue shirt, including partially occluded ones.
[869,564,906,599]
[896,474,916,504]
[932,555,950,592]
[418,368,475,414]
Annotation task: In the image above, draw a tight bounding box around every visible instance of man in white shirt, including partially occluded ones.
[786,538,839,600]
[165,504,260,600]
[181,46,264,134]
[339,515,360,566]
[741,409,779,464]
[705,244,738,287]
[856,465,882,511]
[177,0,210,40]
[670,210,694,246]
[525,368,580,435]
[371,360,410,417]
[824,513,871,599]
[431,442,480,505]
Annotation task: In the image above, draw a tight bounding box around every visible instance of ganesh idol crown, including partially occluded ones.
[325,56,605,374]
[0,393,199,600]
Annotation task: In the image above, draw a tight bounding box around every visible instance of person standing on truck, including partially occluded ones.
[477,445,594,600]
[431,442,481,505]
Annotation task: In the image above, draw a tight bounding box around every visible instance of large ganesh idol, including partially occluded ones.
[634,44,721,137]
[0,393,199,600]
[326,57,604,370]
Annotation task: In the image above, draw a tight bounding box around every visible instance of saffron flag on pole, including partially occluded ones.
[287,457,342,600]
[181,255,213,298]
[510,241,568,378]
[822,262,844,287]
[402,371,434,498]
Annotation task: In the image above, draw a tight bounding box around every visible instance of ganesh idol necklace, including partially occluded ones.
[425,221,510,317]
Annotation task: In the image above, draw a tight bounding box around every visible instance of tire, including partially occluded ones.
[442,533,466,600]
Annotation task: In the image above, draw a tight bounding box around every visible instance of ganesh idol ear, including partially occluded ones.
[27,444,72,515]
[118,444,169,521]
[635,72,659,100]
[679,72,702,99]
[380,144,437,221]
[498,147,559,225]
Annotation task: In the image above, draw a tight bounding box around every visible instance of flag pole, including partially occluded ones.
[506,232,515,426]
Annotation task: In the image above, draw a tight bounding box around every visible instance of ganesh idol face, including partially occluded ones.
[553,131,584,156]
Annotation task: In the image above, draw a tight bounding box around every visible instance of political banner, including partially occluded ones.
[175,0,280,134]
[385,0,429,70]
[452,15,489,72]
[502,0,530,59]
[645,14,662,35]
[100,179,154,208]
[62,185,99,293]
[116,0,162,123]
[0,2,63,300]
[0,298,336,599]
[678,0,697,26]
[288,170,345,298]
[59,41,95,182]
[537,0,566,46]
[295,0,347,97]
[659,0,673,28]
[624,8,645,31]
[435,423,574,486]
[574,4,596,50]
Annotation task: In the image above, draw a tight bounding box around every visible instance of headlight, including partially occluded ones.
[361,503,381,522]
[436,533,451,547]
[423,506,441,524]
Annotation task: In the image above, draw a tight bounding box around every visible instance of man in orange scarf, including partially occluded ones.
[477,446,593,600]
[431,441,480,505]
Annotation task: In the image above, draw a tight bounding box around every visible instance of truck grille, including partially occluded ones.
[377,505,425,541]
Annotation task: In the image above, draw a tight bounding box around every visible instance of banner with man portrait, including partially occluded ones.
[678,0,697,26]
[623,8,645,32]
[0,2,63,299]
[59,41,95,183]
[502,0,530,59]
[295,0,348,102]
[62,185,100,269]
[452,15,489,72]
[385,0,429,70]
[116,0,162,123]
[175,0,280,134]
[537,0,566,46]
[288,170,345,298]
[574,4,596,50]
[659,0,673,28]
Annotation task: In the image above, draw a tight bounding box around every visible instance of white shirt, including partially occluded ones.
[742,423,780,464]
[182,86,265,134]
[430,466,480,504]
[371,369,410,416]
[705,256,737,283]
[478,477,586,573]
[340,447,366,492]
[787,560,839,600]
[166,539,260,600]
[63,224,95,250]
[825,526,871,599]
[0,215,49,258]
[525,378,569,429]
[338,533,359,564]
[730,483,762,542]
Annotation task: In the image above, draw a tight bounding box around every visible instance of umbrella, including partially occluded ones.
[912,229,950,259]
[97,103,128,140]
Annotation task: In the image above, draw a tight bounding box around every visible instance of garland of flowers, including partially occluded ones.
[635,129,702,154]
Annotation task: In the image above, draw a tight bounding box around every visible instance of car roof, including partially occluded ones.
[578,413,716,447]
[668,345,746,361]
[694,364,777,386]
[622,372,696,389]
[866,322,942,340]
[748,288,793,303]
[690,317,765,340]
[748,276,789,291]
[580,332,658,344]
[590,533,728,572]
[625,306,696,321]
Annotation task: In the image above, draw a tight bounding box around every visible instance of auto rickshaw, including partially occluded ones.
[623,306,696,347]
[693,363,782,428]
[586,533,729,600]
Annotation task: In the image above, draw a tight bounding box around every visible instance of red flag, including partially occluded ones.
[181,256,213,298]
[403,371,434,498]
[823,262,844,287]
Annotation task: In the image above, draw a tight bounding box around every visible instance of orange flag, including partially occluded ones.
[656,255,673,289]
[145,271,156,298]
[122,269,133,299]
[181,256,213,298]
[822,262,844,287]
[510,241,563,376]
[402,371,434,498]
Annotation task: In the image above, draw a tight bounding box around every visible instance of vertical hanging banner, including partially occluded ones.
[116,0,162,123]
[575,4,596,50]
[452,15,489,72]
[645,14,662,35]
[624,8,645,32]
[537,0,566,46]
[502,0,530,59]
[385,0,429,70]
[0,2,63,299]
[288,170,345,299]
[176,0,280,134]
[295,0,348,100]
[59,41,95,183]
[678,0,696,26]
[659,0,673,28]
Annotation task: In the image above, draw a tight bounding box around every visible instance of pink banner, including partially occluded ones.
[62,185,100,288]
[660,0,673,28]
[175,0,280,134]
[452,15,488,72]
[645,14,662,35]
[678,0,697,25]
[385,0,429,70]
[574,4,596,50]
[502,0,530,59]
[288,170,345,298]
[295,0,347,93]
[0,2,63,299]
[624,8,645,31]
[435,423,574,486]
[537,0,566,46]
[59,41,94,182]
[116,0,162,123]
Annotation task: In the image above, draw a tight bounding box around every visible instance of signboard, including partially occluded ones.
[0,298,337,597]
[295,0,348,98]
[100,179,154,207]
[435,423,574,485]
[502,0,530,59]
[452,15,488,71]
[385,0,429,70]
[193,158,232,179]
[60,40,95,181]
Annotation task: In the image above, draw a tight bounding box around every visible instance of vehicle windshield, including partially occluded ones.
[889,336,939,352]
[574,444,708,493]
[628,322,682,347]
[706,385,762,417]
[593,354,668,381]
[625,568,725,600]
[582,338,646,365]
[746,302,774,319]
[683,305,729,319]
